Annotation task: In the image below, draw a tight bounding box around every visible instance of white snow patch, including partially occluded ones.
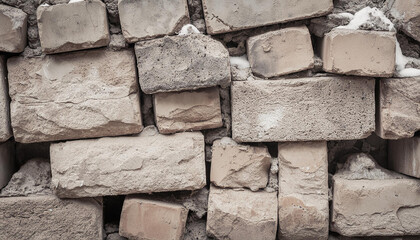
[40,3,50,6]
[69,0,84,3]
[178,24,200,36]
[395,41,420,77]
[337,7,394,31]
[396,68,420,77]
[336,12,354,20]
[258,108,283,132]
[230,55,250,69]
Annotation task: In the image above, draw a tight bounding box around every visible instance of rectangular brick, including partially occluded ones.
[389,137,420,178]
[0,4,27,53]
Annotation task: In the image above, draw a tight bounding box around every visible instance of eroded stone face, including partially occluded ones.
[118,0,190,43]
[50,126,206,198]
[322,29,396,77]
[37,0,110,54]
[0,56,12,142]
[389,137,420,178]
[0,4,27,53]
[388,0,420,43]
[7,49,142,143]
[202,0,333,34]
[0,141,14,189]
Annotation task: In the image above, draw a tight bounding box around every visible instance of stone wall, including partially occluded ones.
[0,0,420,239]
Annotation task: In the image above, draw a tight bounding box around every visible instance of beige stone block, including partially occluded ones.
[278,141,329,240]
[206,186,278,240]
[377,77,420,139]
[119,197,188,240]
[0,56,12,142]
[50,126,206,198]
[0,4,27,53]
[247,26,314,78]
[7,49,142,143]
[231,76,375,142]
[210,137,271,190]
[0,195,103,239]
[322,29,396,77]
[388,0,420,43]
[202,0,333,34]
[389,137,420,178]
[118,0,189,43]
[154,87,223,134]
[37,0,110,54]
[0,141,14,189]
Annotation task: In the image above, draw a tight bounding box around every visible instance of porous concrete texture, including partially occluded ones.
[119,197,188,240]
[154,87,223,134]
[389,137,420,178]
[210,137,271,191]
[0,4,27,53]
[50,126,206,198]
[206,186,278,240]
[231,76,375,142]
[278,141,329,240]
[7,49,142,143]
[37,0,110,54]
[247,26,314,78]
[322,29,396,77]
[0,56,12,142]
[135,34,231,94]
[388,0,420,43]
[202,0,333,34]
[118,0,190,43]
[377,77,420,139]
[0,141,14,189]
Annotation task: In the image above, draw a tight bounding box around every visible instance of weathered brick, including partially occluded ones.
[389,137,420,178]
[231,76,375,142]
[118,0,189,43]
[37,0,110,54]
[7,49,142,143]
[202,0,333,34]
[0,141,14,189]
[50,126,206,198]
[247,26,314,78]
[154,87,223,134]
[388,0,420,43]
[322,29,396,77]
[0,4,27,53]
[0,56,12,142]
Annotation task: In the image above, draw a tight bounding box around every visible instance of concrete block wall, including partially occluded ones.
[0,0,419,239]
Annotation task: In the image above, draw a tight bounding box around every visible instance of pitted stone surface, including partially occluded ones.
[0,57,12,142]
[0,4,27,53]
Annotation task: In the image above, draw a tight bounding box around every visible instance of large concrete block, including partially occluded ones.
[0,195,103,239]
[231,76,375,142]
[202,0,333,34]
[377,77,420,139]
[278,141,329,240]
[389,137,420,178]
[0,4,27,53]
[388,0,420,43]
[0,141,14,189]
[322,29,396,77]
[154,87,223,134]
[37,0,110,54]
[206,186,278,240]
[50,126,206,198]
[118,0,189,43]
[119,197,188,240]
[247,26,314,78]
[0,56,12,142]
[135,34,230,94]
[7,49,142,143]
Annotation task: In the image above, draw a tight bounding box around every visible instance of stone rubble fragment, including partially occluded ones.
[0,4,27,53]
[0,141,14,189]
[0,56,12,142]
[389,137,420,178]
[388,0,420,43]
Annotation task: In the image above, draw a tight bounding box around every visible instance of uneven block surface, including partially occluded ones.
[118,0,189,43]
[389,0,420,43]
[37,0,110,54]
[0,4,27,53]
[0,57,12,142]
[231,76,375,142]
[389,137,420,178]
[0,141,14,189]
[50,126,206,198]
[7,49,142,143]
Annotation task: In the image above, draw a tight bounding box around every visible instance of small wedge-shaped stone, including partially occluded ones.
[388,0,420,43]
[50,126,206,198]
[377,77,420,139]
[210,137,271,190]
[389,137,420,178]
[231,76,375,142]
[0,57,12,142]
[202,0,333,34]
[37,0,110,54]
[118,0,189,43]
[120,197,189,240]
[7,49,142,143]
[0,4,27,53]
[0,141,14,189]
[135,34,230,94]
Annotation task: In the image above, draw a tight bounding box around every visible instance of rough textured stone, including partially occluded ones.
[0,141,14,189]
[247,26,314,78]
[210,137,271,191]
[50,126,206,198]
[0,56,12,142]
[322,29,396,77]
[278,142,329,240]
[37,0,110,54]
[231,76,375,142]
[0,195,104,240]
[389,137,420,178]
[377,77,420,139]
[154,87,223,134]
[119,197,188,240]
[0,4,27,53]
[388,0,420,43]
[7,49,142,143]
[206,186,278,240]
[135,34,231,94]
[309,14,352,38]
[202,0,333,34]
[118,0,190,43]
